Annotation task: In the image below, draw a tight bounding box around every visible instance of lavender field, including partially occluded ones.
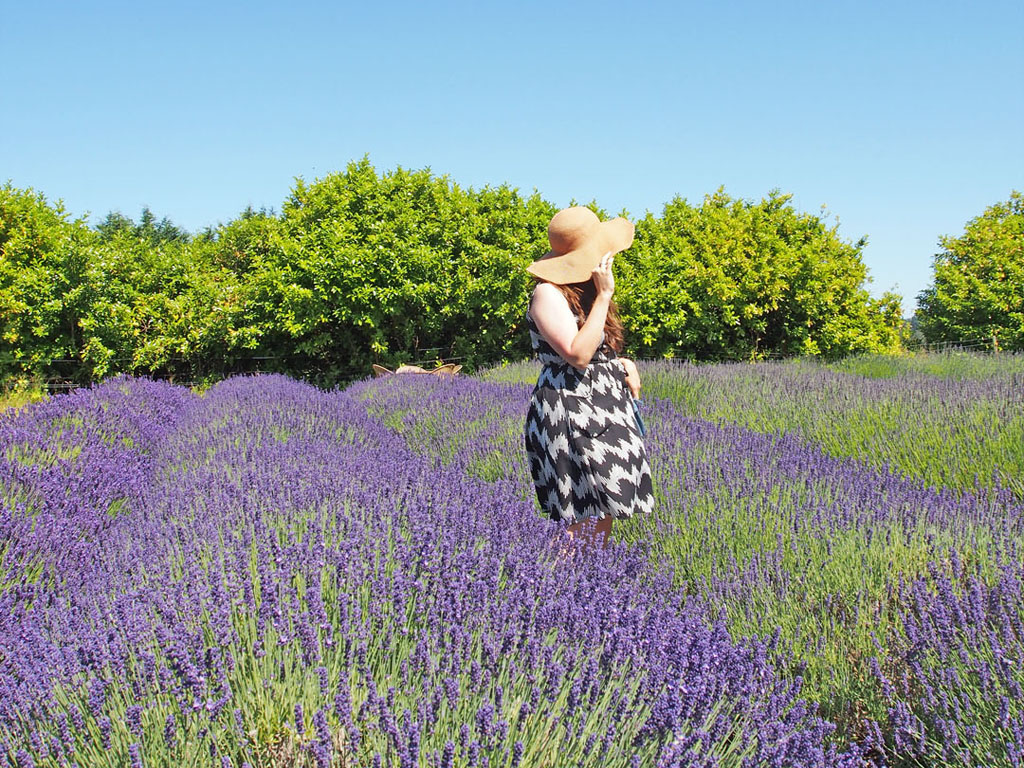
[1,357,1022,767]
[482,355,1024,496]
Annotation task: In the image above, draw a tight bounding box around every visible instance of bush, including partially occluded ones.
[2,165,909,387]
[0,184,94,381]
[916,191,1024,351]
[617,189,904,360]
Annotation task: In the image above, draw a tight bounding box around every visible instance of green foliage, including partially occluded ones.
[3,163,911,387]
[0,185,255,383]
[254,157,555,381]
[0,184,94,380]
[78,231,250,379]
[96,206,191,245]
[617,190,904,360]
[916,191,1024,350]
[0,376,47,412]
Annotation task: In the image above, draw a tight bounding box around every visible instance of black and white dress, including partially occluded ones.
[523,308,655,524]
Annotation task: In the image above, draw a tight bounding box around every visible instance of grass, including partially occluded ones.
[0,381,47,412]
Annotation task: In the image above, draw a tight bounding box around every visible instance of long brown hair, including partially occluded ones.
[546,279,625,353]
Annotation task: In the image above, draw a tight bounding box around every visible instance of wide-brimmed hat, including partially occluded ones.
[526,206,634,285]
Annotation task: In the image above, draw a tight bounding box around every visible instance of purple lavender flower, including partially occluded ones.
[441,740,456,768]
[97,717,111,750]
[475,702,494,744]
[125,704,143,736]
[164,713,176,749]
[12,371,1004,766]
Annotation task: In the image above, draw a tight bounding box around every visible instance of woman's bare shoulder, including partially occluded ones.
[531,281,566,305]
[530,282,572,320]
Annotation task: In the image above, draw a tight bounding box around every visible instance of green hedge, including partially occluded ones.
[916,191,1023,351]
[1,160,906,387]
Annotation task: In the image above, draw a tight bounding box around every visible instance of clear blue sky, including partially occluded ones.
[2,0,1021,311]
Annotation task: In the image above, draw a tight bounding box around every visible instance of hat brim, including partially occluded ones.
[526,217,635,285]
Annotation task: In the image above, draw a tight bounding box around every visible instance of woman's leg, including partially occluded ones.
[565,515,612,549]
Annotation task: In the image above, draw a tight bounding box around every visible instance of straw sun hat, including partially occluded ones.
[526,206,635,285]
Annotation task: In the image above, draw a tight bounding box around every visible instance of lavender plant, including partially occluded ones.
[827,351,1024,380]
[874,558,1024,766]
[639,358,1024,498]
[1,375,848,767]
[482,355,1024,498]
[355,373,1024,763]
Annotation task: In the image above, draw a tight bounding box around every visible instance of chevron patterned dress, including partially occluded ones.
[523,309,655,524]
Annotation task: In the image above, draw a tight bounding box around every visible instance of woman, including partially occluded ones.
[523,206,654,547]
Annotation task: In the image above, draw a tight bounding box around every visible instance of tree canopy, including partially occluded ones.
[618,190,903,360]
[1,162,906,387]
[96,207,191,245]
[916,192,1023,351]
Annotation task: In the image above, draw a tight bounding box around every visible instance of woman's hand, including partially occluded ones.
[592,252,615,297]
[618,357,641,399]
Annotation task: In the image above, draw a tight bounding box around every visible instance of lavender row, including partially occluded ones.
[352,374,1022,539]
[352,374,1024,764]
[828,351,1024,380]
[0,376,194,591]
[0,375,850,767]
[874,558,1024,767]
[481,357,1024,498]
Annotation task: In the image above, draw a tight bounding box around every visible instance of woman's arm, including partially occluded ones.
[530,253,616,372]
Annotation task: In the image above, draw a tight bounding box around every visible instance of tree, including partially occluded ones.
[0,184,95,381]
[2,167,915,389]
[247,157,554,381]
[81,225,251,381]
[95,207,190,245]
[95,210,135,240]
[916,192,1024,350]
[616,189,903,360]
